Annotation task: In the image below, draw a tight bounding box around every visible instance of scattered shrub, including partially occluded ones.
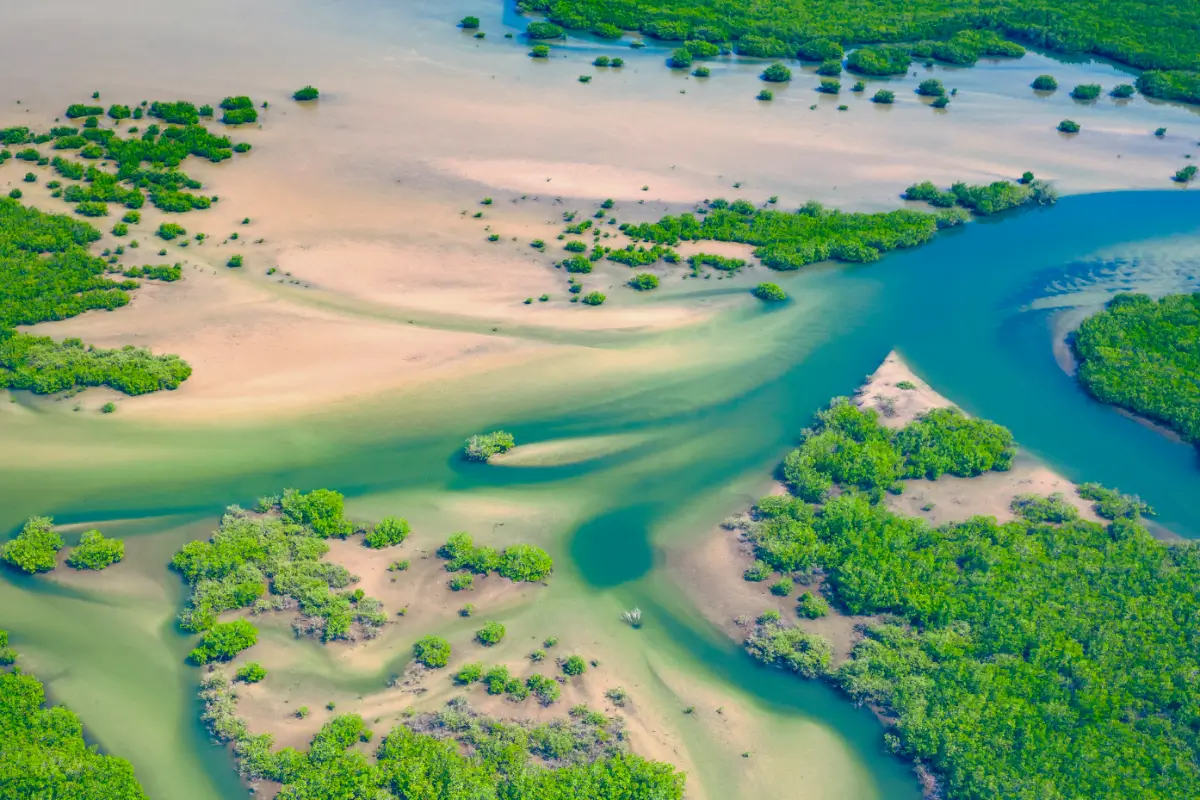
[464,430,516,461]
[412,636,451,668]
[1070,83,1101,100]
[628,273,659,291]
[1031,74,1058,91]
[1058,119,1081,133]
[365,517,411,549]
[1,517,64,574]
[761,63,792,82]
[476,621,506,646]
[65,530,124,570]
[753,282,787,301]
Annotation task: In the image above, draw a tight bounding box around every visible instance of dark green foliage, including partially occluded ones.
[593,21,623,38]
[735,35,791,58]
[816,78,841,93]
[668,47,693,68]
[752,282,787,301]
[365,517,411,549]
[476,621,506,646]
[212,696,685,798]
[1110,82,1135,98]
[1010,492,1079,523]
[796,591,829,618]
[65,104,104,118]
[561,654,586,676]
[931,95,950,108]
[846,45,910,76]
[761,63,792,82]
[65,530,124,570]
[907,178,1051,215]
[1136,70,1200,103]
[123,263,182,281]
[148,101,200,125]
[744,618,832,677]
[1076,482,1153,520]
[622,198,943,272]
[1070,83,1101,100]
[412,636,451,668]
[581,291,606,306]
[74,201,108,217]
[188,619,258,664]
[464,430,516,461]
[683,39,721,57]
[1173,164,1198,183]
[1072,292,1200,445]
[594,55,611,66]
[107,104,132,120]
[235,662,267,683]
[171,498,385,641]
[756,89,774,101]
[1154,126,1167,137]
[0,645,149,799]
[564,240,587,252]
[871,89,895,104]
[438,532,554,582]
[750,388,1200,798]
[518,0,1199,77]
[769,577,793,596]
[156,222,186,239]
[816,60,842,76]
[527,20,564,39]
[0,198,190,395]
[777,399,1012,504]
[606,243,676,266]
[797,38,843,61]
[1058,118,1081,133]
[915,78,945,96]
[459,16,480,29]
[221,108,258,125]
[628,273,659,291]
[227,254,244,268]
[1,517,63,574]
[689,252,745,272]
[692,65,711,77]
[530,44,551,57]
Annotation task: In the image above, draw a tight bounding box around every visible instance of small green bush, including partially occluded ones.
[916,78,945,96]
[65,530,124,570]
[188,620,258,665]
[476,621,506,646]
[235,662,267,683]
[629,273,659,291]
[796,592,830,619]
[1,517,64,574]
[530,44,550,58]
[753,282,787,301]
[1110,83,1135,98]
[227,254,244,268]
[770,577,794,596]
[816,60,842,76]
[526,21,563,39]
[365,517,411,549]
[1071,83,1101,100]
[561,655,587,676]
[459,16,480,29]
[817,78,841,94]
[157,222,187,240]
[1058,119,1081,133]
[412,636,451,668]
[464,430,515,461]
[761,63,793,82]
[693,66,711,77]
[449,573,475,591]
[581,291,606,305]
[757,89,774,101]
[1032,74,1058,91]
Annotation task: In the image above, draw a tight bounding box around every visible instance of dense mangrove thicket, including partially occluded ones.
[738,395,1200,799]
[514,0,1200,92]
[1072,292,1200,446]
[0,630,149,799]
[200,682,685,800]
[0,198,191,394]
[620,196,969,271]
[171,490,388,644]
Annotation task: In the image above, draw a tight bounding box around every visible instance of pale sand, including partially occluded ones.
[488,434,645,467]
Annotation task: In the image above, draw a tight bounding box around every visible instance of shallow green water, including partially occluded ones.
[3,190,1199,799]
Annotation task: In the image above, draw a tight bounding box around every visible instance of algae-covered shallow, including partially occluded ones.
[2,1,1200,799]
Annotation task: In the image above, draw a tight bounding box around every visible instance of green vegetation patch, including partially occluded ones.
[904,176,1055,215]
[438,532,554,582]
[0,517,64,574]
[514,0,1200,75]
[739,388,1198,798]
[621,197,953,271]
[65,530,124,570]
[0,198,192,395]
[171,492,387,641]
[1072,292,1200,445]
[464,430,516,461]
[201,688,684,798]
[1,632,149,798]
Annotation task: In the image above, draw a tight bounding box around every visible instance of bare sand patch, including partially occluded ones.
[489,434,645,467]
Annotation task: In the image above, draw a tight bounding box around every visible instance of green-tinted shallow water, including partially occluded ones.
[3,190,1200,798]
